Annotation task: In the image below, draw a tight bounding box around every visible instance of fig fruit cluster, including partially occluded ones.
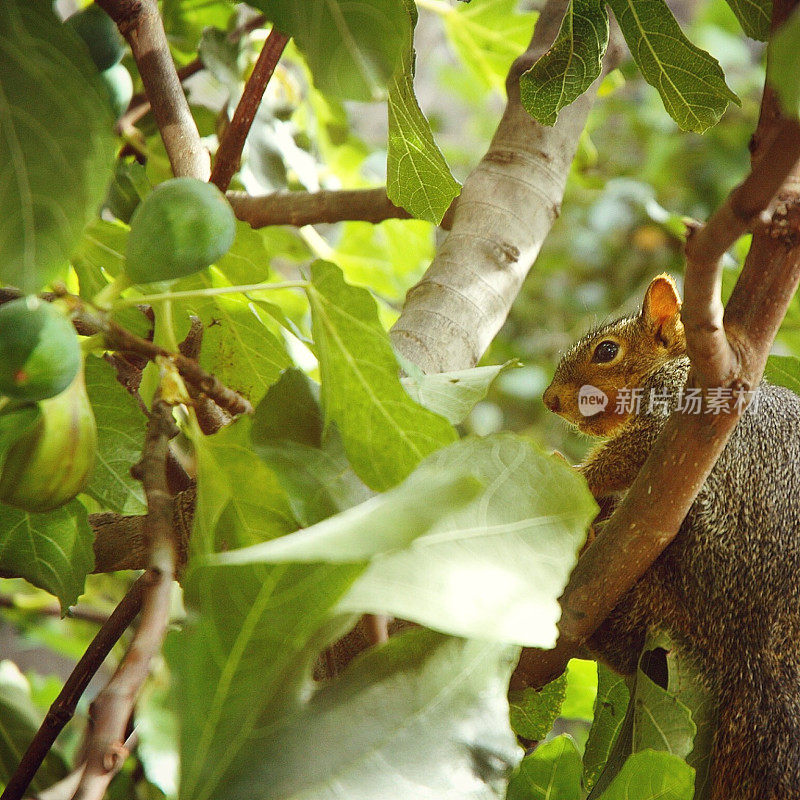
[0,298,96,513]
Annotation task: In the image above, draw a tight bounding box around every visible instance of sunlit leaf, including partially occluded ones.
[520,0,609,126]
[507,735,582,800]
[308,260,456,491]
[607,0,739,132]
[724,0,771,40]
[509,673,567,740]
[252,0,409,101]
[599,750,695,799]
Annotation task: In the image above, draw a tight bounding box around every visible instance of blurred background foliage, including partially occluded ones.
[0,0,779,795]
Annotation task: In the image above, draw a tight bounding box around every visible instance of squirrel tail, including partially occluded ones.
[711,653,800,800]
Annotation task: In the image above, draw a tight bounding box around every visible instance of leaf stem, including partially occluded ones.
[111,280,307,309]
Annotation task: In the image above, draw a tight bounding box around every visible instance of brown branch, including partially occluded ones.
[0,577,147,800]
[227,188,458,229]
[512,3,800,691]
[95,0,210,179]
[210,27,290,192]
[72,398,177,800]
[121,14,267,131]
[75,309,253,418]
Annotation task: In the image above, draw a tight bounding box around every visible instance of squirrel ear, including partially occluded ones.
[641,274,683,343]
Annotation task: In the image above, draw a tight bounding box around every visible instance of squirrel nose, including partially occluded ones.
[543,385,561,413]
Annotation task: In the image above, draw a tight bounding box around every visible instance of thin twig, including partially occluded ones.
[0,578,147,800]
[228,188,458,229]
[75,308,253,418]
[71,397,178,800]
[120,14,267,131]
[210,27,290,192]
[95,0,210,179]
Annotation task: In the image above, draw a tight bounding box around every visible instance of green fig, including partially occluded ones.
[125,178,236,284]
[66,3,126,72]
[0,297,81,402]
[100,62,133,119]
[0,368,97,513]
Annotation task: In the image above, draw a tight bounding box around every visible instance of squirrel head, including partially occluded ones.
[543,274,686,437]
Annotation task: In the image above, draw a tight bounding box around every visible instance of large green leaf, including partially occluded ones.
[769,7,800,118]
[520,0,610,126]
[633,672,695,758]
[251,0,409,102]
[442,0,539,95]
[216,630,522,800]
[606,0,739,132]
[190,417,298,555]
[599,750,695,799]
[0,662,68,793]
[765,354,800,393]
[0,1,115,292]
[218,435,595,648]
[336,435,594,647]
[83,355,148,515]
[724,0,771,39]
[170,560,363,800]
[0,499,93,608]
[506,735,582,800]
[308,260,456,491]
[387,0,460,223]
[401,360,519,424]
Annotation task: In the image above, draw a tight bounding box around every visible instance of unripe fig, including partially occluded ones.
[0,368,97,513]
[66,3,125,72]
[125,178,236,284]
[0,297,81,402]
[100,63,133,119]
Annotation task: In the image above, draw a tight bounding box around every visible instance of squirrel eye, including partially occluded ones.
[592,340,619,364]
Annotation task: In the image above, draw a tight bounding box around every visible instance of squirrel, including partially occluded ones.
[543,274,800,800]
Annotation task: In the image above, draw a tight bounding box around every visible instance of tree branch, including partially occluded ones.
[95,0,210,180]
[72,398,178,800]
[0,577,147,800]
[512,3,800,691]
[210,27,290,192]
[389,0,623,372]
[227,188,457,229]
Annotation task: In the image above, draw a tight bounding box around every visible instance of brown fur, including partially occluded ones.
[544,276,800,799]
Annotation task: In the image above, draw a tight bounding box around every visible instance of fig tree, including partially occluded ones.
[125,178,237,284]
[0,297,81,402]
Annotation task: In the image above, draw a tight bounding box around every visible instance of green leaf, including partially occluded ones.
[251,370,373,527]
[308,260,456,491]
[251,0,410,102]
[506,735,582,800]
[83,355,148,515]
[584,665,631,791]
[724,0,771,40]
[509,673,567,740]
[211,460,482,566]
[0,1,115,292]
[0,662,68,793]
[598,750,695,799]
[213,629,522,800]
[442,0,539,95]
[606,0,739,132]
[769,7,800,118]
[170,560,363,800]
[190,417,298,555]
[561,658,599,720]
[520,0,610,126]
[335,436,595,647]
[0,500,94,608]
[387,0,460,223]
[401,361,520,424]
[633,672,695,759]
[765,354,800,393]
